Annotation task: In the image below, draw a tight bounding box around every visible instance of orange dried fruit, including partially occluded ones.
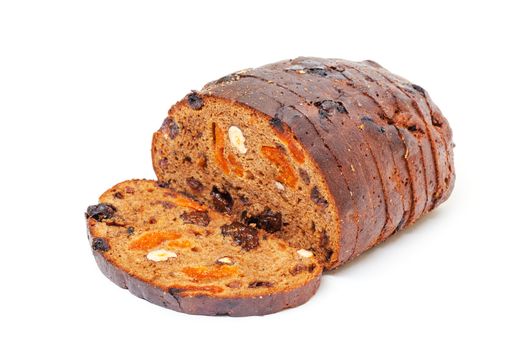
[213,123,229,174]
[261,146,298,187]
[173,197,207,212]
[167,240,192,249]
[227,153,244,177]
[275,132,305,164]
[182,265,239,281]
[129,231,182,250]
[270,117,305,163]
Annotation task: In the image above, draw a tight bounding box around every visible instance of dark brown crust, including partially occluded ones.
[87,222,321,317]
[197,57,455,266]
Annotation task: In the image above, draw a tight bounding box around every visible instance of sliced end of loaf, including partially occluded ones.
[152,94,344,269]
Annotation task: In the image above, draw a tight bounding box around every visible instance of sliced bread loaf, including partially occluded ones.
[151,57,455,269]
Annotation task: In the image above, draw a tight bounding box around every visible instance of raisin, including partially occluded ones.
[248,281,273,288]
[159,157,169,170]
[211,186,233,214]
[361,116,387,134]
[243,208,282,233]
[329,64,345,72]
[269,117,285,133]
[299,168,310,185]
[306,67,328,76]
[325,249,334,262]
[257,209,283,232]
[239,195,250,205]
[180,211,210,227]
[186,177,203,192]
[113,192,124,199]
[314,100,347,119]
[286,61,330,76]
[411,84,426,94]
[290,264,307,276]
[221,222,259,251]
[310,186,328,208]
[431,116,443,127]
[157,181,171,188]
[187,91,203,110]
[85,203,116,221]
[161,117,180,139]
[320,230,329,248]
[91,237,110,252]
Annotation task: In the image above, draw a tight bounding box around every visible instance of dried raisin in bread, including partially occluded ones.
[86,180,322,316]
[152,57,455,269]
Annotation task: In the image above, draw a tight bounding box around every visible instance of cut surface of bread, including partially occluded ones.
[152,97,340,269]
[86,180,322,316]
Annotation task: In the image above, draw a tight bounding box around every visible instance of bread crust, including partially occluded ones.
[190,57,455,266]
[89,244,321,316]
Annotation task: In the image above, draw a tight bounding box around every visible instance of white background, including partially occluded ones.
[1,0,523,349]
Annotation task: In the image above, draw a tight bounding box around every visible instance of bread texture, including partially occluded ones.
[87,180,322,316]
[152,57,455,269]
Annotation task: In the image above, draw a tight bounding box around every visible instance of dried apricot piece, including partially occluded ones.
[129,231,182,250]
[182,265,239,281]
[227,153,244,177]
[173,197,207,212]
[269,117,305,163]
[167,240,192,249]
[276,132,305,164]
[261,146,298,187]
[212,123,229,174]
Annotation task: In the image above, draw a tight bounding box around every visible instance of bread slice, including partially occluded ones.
[86,180,322,316]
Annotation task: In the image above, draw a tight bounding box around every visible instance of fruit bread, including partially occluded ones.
[86,180,322,316]
[151,57,455,270]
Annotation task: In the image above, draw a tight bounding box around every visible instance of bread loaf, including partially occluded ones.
[152,57,455,269]
[87,57,455,316]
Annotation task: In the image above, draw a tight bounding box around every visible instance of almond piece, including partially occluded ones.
[228,125,247,154]
[297,249,313,258]
[146,249,177,262]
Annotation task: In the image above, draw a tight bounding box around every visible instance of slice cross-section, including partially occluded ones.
[86,180,322,316]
